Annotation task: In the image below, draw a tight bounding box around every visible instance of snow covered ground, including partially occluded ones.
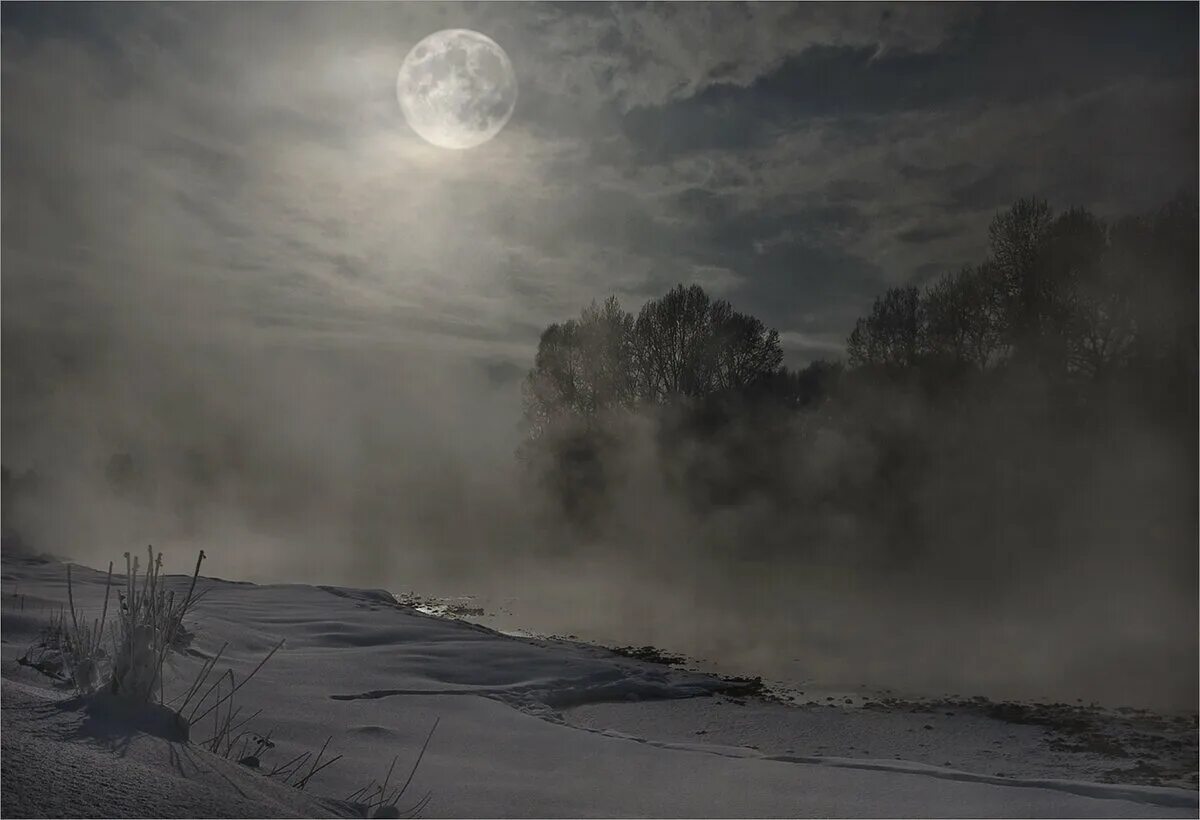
[2,551,1196,818]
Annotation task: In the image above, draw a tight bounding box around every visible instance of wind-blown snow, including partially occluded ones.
[3,553,1196,818]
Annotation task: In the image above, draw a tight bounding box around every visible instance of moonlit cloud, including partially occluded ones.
[2,2,1195,381]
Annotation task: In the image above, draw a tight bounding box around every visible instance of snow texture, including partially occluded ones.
[3,552,1196,818]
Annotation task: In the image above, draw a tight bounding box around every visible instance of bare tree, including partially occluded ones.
[923,265,1005,371]
[631,284,782,401]
[846,286,924,369]
[521,296,635,442]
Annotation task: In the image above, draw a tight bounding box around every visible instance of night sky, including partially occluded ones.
[4,3,1195,373]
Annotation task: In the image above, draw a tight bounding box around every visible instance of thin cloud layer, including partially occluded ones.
[3,3,1194,367]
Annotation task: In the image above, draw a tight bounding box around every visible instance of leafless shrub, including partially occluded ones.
[346,718,439,818]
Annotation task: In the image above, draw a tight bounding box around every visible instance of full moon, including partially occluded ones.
[396,29,518,150]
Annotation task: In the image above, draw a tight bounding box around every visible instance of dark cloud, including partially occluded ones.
[2,1,1195,434]
[896,225,960,245]
[730,237,885,333]
[594,3,1195,335]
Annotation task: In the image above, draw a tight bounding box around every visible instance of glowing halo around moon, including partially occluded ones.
[396,29,518,150]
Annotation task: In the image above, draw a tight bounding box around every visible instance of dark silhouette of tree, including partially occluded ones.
[523,286,786,429]
[1107,193,1200,426]
[707,300,785,394]
[1042,209,1136,380]
[986,197,1066,370]
[631,284,714,400]
[922,265,1005,371]
[629,284,783,402]
[518,193,1195,546]
[521,296,634,442]
[521,285,786,519]
[775,360,844,410]
[846,285,923,369]
[1117,194,1199,372]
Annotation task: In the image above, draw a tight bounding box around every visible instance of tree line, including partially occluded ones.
[522,285,783,437]
[847,195,1195,384]
[519,194,1197,559]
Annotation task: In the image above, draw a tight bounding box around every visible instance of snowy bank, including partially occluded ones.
[2,552,1195,818]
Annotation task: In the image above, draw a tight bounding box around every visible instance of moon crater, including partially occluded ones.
[396,29,518,150]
